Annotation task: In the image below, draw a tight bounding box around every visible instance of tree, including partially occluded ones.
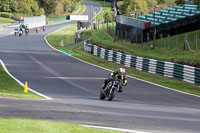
[38,0,58,15]
[157,0,175,4]
[119,0,148,15]
[146,0,157,8]
[0,0,18,12]
[175,0,184,5]
[104,12,113,22]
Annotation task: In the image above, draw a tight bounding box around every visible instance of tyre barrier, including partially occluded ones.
[84,41,200,85]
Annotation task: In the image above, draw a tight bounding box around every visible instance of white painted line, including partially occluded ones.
[84,125,150,133]
[44,77,105,80]
[0,26,3,31]
[0,60,52,100]
[44,24,200,99]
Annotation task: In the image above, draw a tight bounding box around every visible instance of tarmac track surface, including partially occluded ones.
[0,2,200,133]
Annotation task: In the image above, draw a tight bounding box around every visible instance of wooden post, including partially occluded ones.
[125,31,128,41]
[160,34,163,48]
[106,22,108,33]
[117,30,119,40]
[121,30,123,40]
[184,34,191,50]
[147,33,150,46]
[176,34,178,49]
[135,33,138,44]
[113,23,116,42]
[196,34,199,50]
[153,33,156,49]
[97,21,99,30]
[168,34,170,49]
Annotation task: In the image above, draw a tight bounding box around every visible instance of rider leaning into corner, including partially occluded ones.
[102,68,128,92]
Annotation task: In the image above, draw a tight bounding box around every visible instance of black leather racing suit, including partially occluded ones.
[102,71,127,92]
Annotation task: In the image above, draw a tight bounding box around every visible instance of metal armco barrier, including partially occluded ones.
[84,42,200,85]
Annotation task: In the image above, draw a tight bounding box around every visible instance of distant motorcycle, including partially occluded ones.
[14,29,18,36]
[25,29,29,35]
[36,27,39,33]
[19,30,22,37]
[100,78,120,101]
[43,26,46,32]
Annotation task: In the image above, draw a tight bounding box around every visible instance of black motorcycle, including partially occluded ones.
[25,29,29,35]
[100,78,120,101]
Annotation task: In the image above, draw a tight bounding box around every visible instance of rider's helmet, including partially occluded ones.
[119,68,125,77]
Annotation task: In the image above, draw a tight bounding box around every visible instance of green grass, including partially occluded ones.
[0,118,120,133]
[82,28,200,63]
[46,24,77,47]
[77,4,86,15]
[0,62,42,99]
[64,45,200,96]
[46,25,200,96]
[145,30,200,51]
[0,17,14,23]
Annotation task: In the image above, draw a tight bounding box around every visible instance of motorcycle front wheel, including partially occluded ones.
[108,89,117,101]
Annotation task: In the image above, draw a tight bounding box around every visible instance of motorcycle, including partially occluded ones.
[25,29,29,35]
[43,26,46,32]
[100,78,120,101]
[19,30,22,37]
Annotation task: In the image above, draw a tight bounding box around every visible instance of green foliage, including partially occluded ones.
[157,0,175,4]
[38,0,58,15]
[194,0,200,9]
[0,0,18,12]
[119,0,148,15]
[175,0,184,5]
[147,0,158,8]
[0,0,44,16]
[104,12,113,22]
[0,12,13,18]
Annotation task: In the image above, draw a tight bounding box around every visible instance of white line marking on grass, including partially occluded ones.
[84,125,150,133]
[0,60,52,100]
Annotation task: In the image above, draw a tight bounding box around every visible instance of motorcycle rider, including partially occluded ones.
[36,27,39,33]
[18,28,23,37]
[102,68,127,92]
[14,28,18,36]
[25,26,29,35]
[43,26,46,32]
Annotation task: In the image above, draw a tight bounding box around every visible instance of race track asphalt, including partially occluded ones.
[0,2,200,133]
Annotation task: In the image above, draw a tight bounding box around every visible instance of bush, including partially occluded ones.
[0,12,13,19]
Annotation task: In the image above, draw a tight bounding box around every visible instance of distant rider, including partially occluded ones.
[43,26,46,32]
[14,28,18,36]
[25,26,29,35]
[36,27,39,33]
[102,68,128,92]
[18,28,23,37]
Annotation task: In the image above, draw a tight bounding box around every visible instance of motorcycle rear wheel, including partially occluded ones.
[99,90,106,100]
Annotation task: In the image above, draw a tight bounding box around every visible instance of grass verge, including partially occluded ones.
[46,24,77,47]
[64,45,200,96]
[0,62,42,99]
[0,17,14,23]
[82,28,200,63]
[46,25,200,96]
[77,3,86,15]
[0,118,120,133]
